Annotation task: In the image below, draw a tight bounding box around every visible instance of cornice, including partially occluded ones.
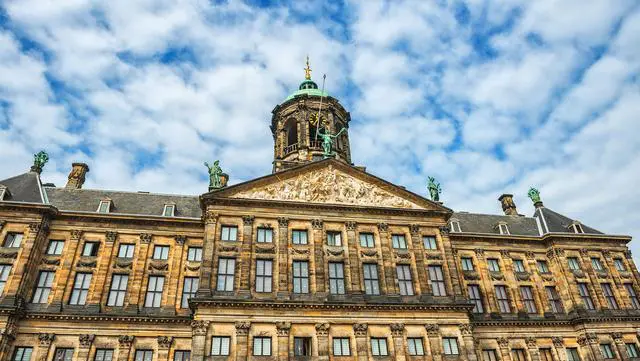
[24,313,192,323]
[472,313,640,327]
[0,202,58,215]
[449,232,632,243]
[190,299,473,312]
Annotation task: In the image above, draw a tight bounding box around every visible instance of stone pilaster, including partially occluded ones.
[345,222,362,295]
[239,216,254,293]
[78,334,95,361]
[497,337,512,361]
[7,221,47,300]
[312,219,325,293]
[552,337,566,361]
[51,230,84,311]
[90,231,117,305]
[409,225,429,295]
[276,322,291,361]
[612,333,629,361]
[235,322,251,361]
[426,324,442,361]
[578,333,603,361]
[459,324,477,361]
[0,321,16,361]
[198,210,218,295]
[438,226,462,295]
[191,321,209,361]
[166,236,186,308]
[157,337,173,361]
[390,323,405,361]
[578,249,606,310]
[353,323,369,361]
[378,223,396,295]
[277,218,289,296]
[117,336,134,361]
[36,333,55,361]
[128,233,152,310]
[315,323,330,361]
[547,248,578,312]
[526,337,540,361]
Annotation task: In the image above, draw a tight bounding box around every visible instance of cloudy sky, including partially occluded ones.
[1,0,639,249]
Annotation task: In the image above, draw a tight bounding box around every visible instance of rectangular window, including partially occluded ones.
[371,338,388,356]
[487,259,500,272]
[567,257,581,270]
[162,205,175,217]
[450,221,461,233]
[216,258,235,291]
[392,234,407,249]
[512,349,527,361]
[359,233,375,248]
[567,348,581,361]
[601,283,619,309]
[257,228,273,243]
[540,348,554,361]
[255,259,273,293]
[3,233,23,248]
[134,350,152,361]
[292,261,309,294]
[363,263,380,295]
[423,236,437,250]
[144,276,164,308]
[577,283,595,310]
[396,265,414,296]
[107,274,128,306]
[482,350,498,361]
[495,285,511,313]
[69,273,92,305]
[333,338,350,356]
[537,260,550,273]
[0,264,12,295]
[429,265,446,296]
[328,262,345,295]
[626,344,639,358]
[614,259,626,272]
[292,230,308,245]
[12,347,32,361]
[94,349,113,361]
[294,337,311,356]
[152,245,169,260]
[520,286,537,313]
[32,271,55,303]
[498,223,510,235]
[468,285,484,313]
[443,338,459,355]
[591,258,604,271]
[97,200,110,213]
[82,242,100,257]
[327,231,342,246]
[407,338,425,356]
[117,244,135,258]
[181,277,199,308]
[600,344,615,359]
[187,247,202,262]
[546,286,564,313]
[461,257,474,271]
[625,284,640,309]
[513,259,525,272]
[253,337,271,356]
[54,349,74,361]
[211,337,230,356]
[220,226,238,241]
[173,351,189,361]
[46,240,64,255]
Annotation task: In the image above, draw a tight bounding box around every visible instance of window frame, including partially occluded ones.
[600,344,615,359]
[601,283,619,310]
[567,257,581,270]
[152,245,170,260]
[428,265,446,296]
[293,337,312,357]
[134,350,153,361]
[256,227,273,243]
[370,338,388,356]
[54,348,74,361]
[216,258,236,292]
[498,223,509,235]
[577,283,595,310]
[449,221,461,233]
[107,274,128,307]
[211,336,231,356]
[12,347,33,361]
[423,235,437,250]
[392,234,408,249]
[162,204,175,217]
[328,262,346,295]
[32,271,55,304]
[537,260,550,273]
[513,259,526,273]
[359,233,375,248]
[626,343,639,358]
[187,247,202,262]
[82,242,100,257]
[495,285,511,313]
[327,231,342,247]
[396,264,414,296]
[292,261,309,294]
[69,272,92,305]
[332,338,350,356]
[614,258,626,272]
[253,337,272,356]
[220,226,238,242]
[362,263,380,295]
[468,284,484,314]
[117,244,135,259]
[482,349,498,361]
[546,286,564,314]
[511,348,527,361]
[520,286,537,313]
[487,258,501,272]
[591,258,604,271]
[407,337,425,356]
[97,200,111,213]
[0,264,11,295]
[567,348,581,361]
[461,257,475,271]
[94,349,114,361]
[291,230,308,245]
[625,283,640,309]
[181,277,199,308]
[144,276,165,308]
[173,351,189,361]
[255,259,273,293]
[46,240,65,256]
[3,233,23,248]
[443,337,459,355]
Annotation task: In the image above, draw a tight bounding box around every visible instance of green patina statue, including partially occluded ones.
[527,187,541,204]
[204,160,224,190]
[427,176,442,202]
[317,127,346,158]
[30,151,49,174]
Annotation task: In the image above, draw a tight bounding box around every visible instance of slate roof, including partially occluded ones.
[0,171,45,203]
[534,207,602,234]
[451,212,540,236]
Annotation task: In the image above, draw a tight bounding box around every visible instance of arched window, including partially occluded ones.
[285,118,298,147]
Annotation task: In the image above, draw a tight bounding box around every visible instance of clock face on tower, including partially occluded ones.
[308,113,327,127]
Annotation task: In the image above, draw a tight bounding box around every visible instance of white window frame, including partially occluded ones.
[567,348,581,361]
[220,226,238,241]
[107,274,128,306]
[153,245,170,260]
[591,258,604,271]
[187,247,202,262]
[625,283,640,309]
[211,336,231,356]
[253,337,272,356]
[359,233,375,248]
[498,223,510,235]
[626,343,639,358]
[117,244,135,258]
[134,350,152,361]
[255,259,273,293]
[571,223,585,234]
[144,276,165,308]
[216,258,235,292]
[173,351,189,361]
[291,230,308,245]
[257,227,273,243]
[333,338,350,356]
[97,200,111,213]
[483,349,498,361]
[162,204,175,217]
[181,277,199,308]
[69,272,92,305]
[407,338,425,356]
[443,337,459,355]
[449,221,462,233]
[546,286,563,314]
[46,240,65,255]
[370,338,388,356]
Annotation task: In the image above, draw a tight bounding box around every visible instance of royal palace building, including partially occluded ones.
[0,64,639,361]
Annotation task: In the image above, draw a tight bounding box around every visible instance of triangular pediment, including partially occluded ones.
[207,160,448,211]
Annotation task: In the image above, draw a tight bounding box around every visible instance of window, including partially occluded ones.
[220,226,238,241]
[449,221,461,233]
[468,285,484,313]
[429,265,446,296]
[257,228,273,243]
[333,338,350,356]
[153,245,169,260]
[407,338,425,356]
[82,242,99,257]
[392,234,407,249]
[443,338,459,355]
[537,260,550,273]
[46,240,64,255]
[162,204,175,217]
[591,258,604,271]
[294,337,311,356]
[371,338,388,356]
[97,200,111,213]
[600,344,615,359]
[292,261,309,294]
[107,274,128,306]
[211,337,231,356]
[54,349,74,361]
[513,259,526,273]
[94,349,113,361]
[255,259,273,293]
[625,284,640,309]
[328,262,345,295]
[626,344,639,358]
[292,230,308,245]
[12,347,32,361]
[134,350,152,361]
[482,350,498,361]
[571,223,584,234]
[0,264,11,295]
[520,286,537,313]
[511,349,526,361]
[363,263,380,295]
[567,348,581,361]
[187,247,202,262]
[614,259,626,272]
[540,348,554,361]
[396,265,414,296]
[216,258,235,291]
[359,233,375,248]
[173,351,189,361]
[461,257,474,271]
[144,276,164,308]
[32,271,54,303]
[327,231,342,246]
[69,273,92,305]
[117,244,135,258]
[181,277,199,308]
[498,223,509,235]
[3,233,23,248]
[577,283,595,310]
[601,283,619,309]
[567,257,581,270]
[495,285,511,313]
[253,337,271,356]
[487,259,500,272]
[423,236,437,250]
[546,286,563,313]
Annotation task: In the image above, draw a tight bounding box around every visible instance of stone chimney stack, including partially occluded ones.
[65,163,89,189]
[498,194,518,216]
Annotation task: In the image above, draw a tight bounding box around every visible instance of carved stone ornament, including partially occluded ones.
[586,332,599,344]
[360,249,378,258]
[425,324,440,336]
[218,244,238,253]
[459,324,473,336]
[439,225,450,235]
[525,251,535,260]
[624,250,632,259]
[353,323,368,337]
[463,270,480,280]
[0,249,18,259]
[291,247,309,255]
[579,248,589,257]
[41,256,60,266]
[148,260,169,271]
[315,323,330,336]
[497,337,509,348]
[105,231,118,243]
[235,321,251,335]
[118,335,135,348]
[28,222,41,234]
[70,230,84,240]
[546,249,555,260]
[377,223,389,233]
[325,247,344,257]
[76,258,97,268]
[500,250,511,258]
[474,248,485,259]
[174,235,187,245]
[311,219,324,229]
[602,250,611,259]
[409,224,421,235]
[552,337,564,347]
[395,251,412,260]
[514,271,531,281]
[612,332,624,344]
[38,333,55,346]
[255,245,276,254]
[242,215,255,225]
[79,334,95,348]
[185,262,201,272]
[140,233,152,243]
[345,221,357,231]
[191,320,210,336]
[425,252,443,260]
[277,217,289,228]
[489,271,504,281]
[525,337,537,348]
[276,322,291,336]
[230,166,422,209]
[204,210,218,224]
[1,323,16,340]
[390,323,405,337]
[577,336,588,347]
[157,336,173,349]
[114,258,133,270]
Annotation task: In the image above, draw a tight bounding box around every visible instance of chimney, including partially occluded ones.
[498,194,518,216]
[65,163,89,189]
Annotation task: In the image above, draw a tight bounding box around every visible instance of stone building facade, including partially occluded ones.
[0,69,639,361]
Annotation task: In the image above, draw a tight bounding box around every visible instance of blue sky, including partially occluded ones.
[1,0,640,251]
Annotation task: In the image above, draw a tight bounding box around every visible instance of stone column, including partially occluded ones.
[157,337,173,361]
[612,333,629,361]
[235,322,251,361]
[117,336,134,361]
[459,324,477,361]
[239,216,255,294]
[277,218,289,297]
[578,333,603,361]
[497,337,512,361]
[409,225,429,294]
[353,323,369,361]
[390,323,406,361]
[128,233,152,311]
[37,333,55,361]
[345,222,362,295]
[378,223,396,294]
[552,337,566,361]
[526,337,541,361]
[191,321,209,361]
[276,322,291,361]
[315,323,330,361]
[198,210,218,296]
[439,226,462,295]
[78,335,95,361]
[312,219,326,293]
[426,324,442,361]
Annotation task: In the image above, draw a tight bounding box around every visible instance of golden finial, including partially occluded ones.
[304,55,312,80]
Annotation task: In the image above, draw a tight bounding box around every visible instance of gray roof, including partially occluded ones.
[534,207,602,234]
[0,172,45,203]
[451,212,540,236]
[45,187,201,218]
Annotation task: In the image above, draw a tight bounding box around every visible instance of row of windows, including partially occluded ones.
[461,257,552,274]
[568,256,628,273]
[97,200,176,218]
[13,348,190,361]
[41,240,204,262]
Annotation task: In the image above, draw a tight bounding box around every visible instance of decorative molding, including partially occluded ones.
[28,222,41,234]
[41,256,60,266]
[70,230,84,240]
[463,270,480,280]
[579,248,589,257]
[425,324,440,336]
[105,231,118,243]
[148,260,169,271]
[113,258,133,270]
[474,248,485,259]
[1,323,16,340]
[204,210,218,225]
[79,334,95,348]
[140,233,152,243]
[497,337,509,348]
[514,271,531,281]
[218,244,238,253]
[38,333,55,347]
[489,271,504,281]
[315,323,330,337]
[191,320,210,336]
[612,332,624,344]
[390,323,404,337]
[255,245,276,254]
[458,324,473,336]
[345,221,357,231]
[500,250,511,258]
[360,249,378,258]
[586,332,598,344]
[395,251,412,260]
[174,235,187,245]
[409,224,420,235]
[157,336,173,349]
[275,322,291,336]
[525,337,537,348]
[0,248,20,259]
[235,321,251,335]
[552,337,564,347]
[525,251,535,260]
[118,335,135,348]
[377,223,389,233]
[353,323,368,337]
[577,336,588,347]
[602,250,611,259]
[438,225,450,235]
[425,252,443,260]
[184,262,201,272]
[311,219,324,229]
[76,258,97,268]
[277,217,289,228]
[242,215,255,226]
[325,247,344,257]
[291,247,310,255]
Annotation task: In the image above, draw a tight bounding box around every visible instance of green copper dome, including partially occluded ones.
[284,79,329,101]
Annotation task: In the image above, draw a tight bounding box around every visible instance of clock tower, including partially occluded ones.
[270,57,352,173]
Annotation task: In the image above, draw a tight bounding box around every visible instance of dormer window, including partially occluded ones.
[0,186,7,200]
[162,204,175,217]
[569,222,584,234]
[97,199,112,213]
[449,220,462,233]
[498,223,510,235]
